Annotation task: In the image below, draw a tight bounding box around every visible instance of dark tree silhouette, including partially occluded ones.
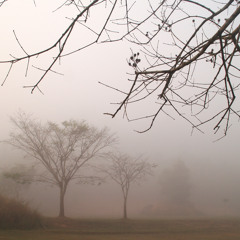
[106,1,240,137]
[0,1,239,135]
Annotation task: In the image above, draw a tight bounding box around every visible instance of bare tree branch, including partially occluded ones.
[0,0,240,136]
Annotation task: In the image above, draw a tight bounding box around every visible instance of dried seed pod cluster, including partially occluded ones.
[128,53,141,68]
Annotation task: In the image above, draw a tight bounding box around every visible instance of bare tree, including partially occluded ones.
[4,112,116,217]
[0,1,239,135]
[99,152,155,220]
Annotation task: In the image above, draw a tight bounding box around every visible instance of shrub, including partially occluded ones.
[0,194,42,229]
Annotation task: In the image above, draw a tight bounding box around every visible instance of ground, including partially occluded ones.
[0,218,240,240]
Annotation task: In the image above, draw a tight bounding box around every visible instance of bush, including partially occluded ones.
[0,194,42,229]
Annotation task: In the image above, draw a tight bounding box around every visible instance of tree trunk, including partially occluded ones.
[123,196,127,220]
[59,186,66,217]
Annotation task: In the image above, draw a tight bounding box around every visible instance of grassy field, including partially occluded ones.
[0,218,240,240]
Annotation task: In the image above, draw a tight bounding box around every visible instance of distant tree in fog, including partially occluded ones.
[5,112,116,217]
[100,152,156,220]
[160,161,192,205]
[158,160,196,216]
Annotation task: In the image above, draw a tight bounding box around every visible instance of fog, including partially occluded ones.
[1,0,240,220]
[1,135,240,219]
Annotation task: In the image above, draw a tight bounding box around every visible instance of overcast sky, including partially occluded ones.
[0,0,240,218]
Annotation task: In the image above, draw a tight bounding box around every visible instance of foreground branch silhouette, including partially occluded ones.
[1,0,240,135]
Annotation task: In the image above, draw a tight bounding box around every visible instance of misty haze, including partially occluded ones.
[0,0,240,239]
